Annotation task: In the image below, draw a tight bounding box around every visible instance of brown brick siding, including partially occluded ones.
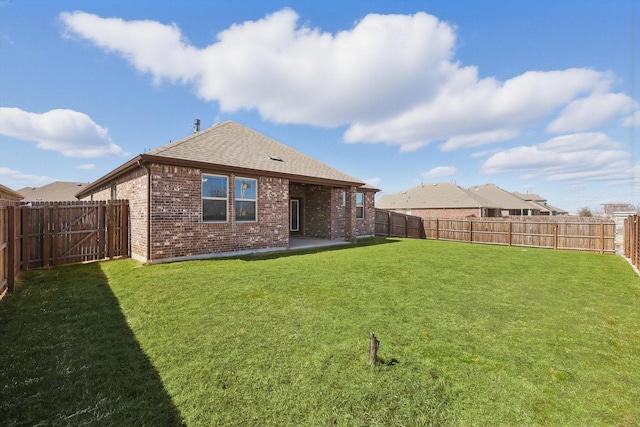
[82,163,376,262]
[356,191,376,236]
[148,164,289,261]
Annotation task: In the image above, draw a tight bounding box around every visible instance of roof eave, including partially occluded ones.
[75,155,144,199]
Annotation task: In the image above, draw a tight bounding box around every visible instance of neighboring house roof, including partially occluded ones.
[78,121,366,199]
[468,184,532,211]
[0,183,24,200]
[376,182,499,209]
[512,191,568,214]
[18,181,88,202]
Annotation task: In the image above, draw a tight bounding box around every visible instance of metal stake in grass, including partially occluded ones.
[369,332,380,365]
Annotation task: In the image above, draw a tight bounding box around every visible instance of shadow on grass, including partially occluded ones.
[237,236,402,262]
[0,263,184,426]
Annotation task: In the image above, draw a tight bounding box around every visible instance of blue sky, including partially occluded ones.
[0,0,638,213]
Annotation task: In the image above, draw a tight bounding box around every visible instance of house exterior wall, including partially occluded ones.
[356,191,376,237]
[80,162,376,262]
[302,185,332,239]
[148,164,289,261]
[80,167,149,261]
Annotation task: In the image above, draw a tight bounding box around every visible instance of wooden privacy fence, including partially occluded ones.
[375,209,425,239]
[375,209,616,254]
[0,200,129,297]
[625,215,640,271]
[425,217,615,254]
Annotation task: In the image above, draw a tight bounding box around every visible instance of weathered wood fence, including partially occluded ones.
[375,209,426,239]
[375,208,616,254]
[625,215,640,271]
[0,200,129,297]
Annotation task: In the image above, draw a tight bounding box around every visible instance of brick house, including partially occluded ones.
[376,182,501,219]
[76,121,378,263]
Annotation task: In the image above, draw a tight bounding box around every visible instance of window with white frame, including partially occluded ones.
[202,174,228,222]
[235,177,257,222]
[356,192,365,219]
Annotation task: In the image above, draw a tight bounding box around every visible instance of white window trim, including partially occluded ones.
[356,192,365,219]
[202,173,229,223]
[235,176,258,222]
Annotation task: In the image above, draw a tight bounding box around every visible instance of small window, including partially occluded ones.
[235,177,257,222]
[356,192,365,219]
[202,174,228,222]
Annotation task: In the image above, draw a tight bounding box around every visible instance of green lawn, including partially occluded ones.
[1,238,639,426]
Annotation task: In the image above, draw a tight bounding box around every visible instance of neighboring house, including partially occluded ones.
[0,183,24,201]
[376,182,501,219]
[76,121,378,263]
[468,184,537,216]
[601,203,636,215]
[512,192,568,216]
[18,181,89,202]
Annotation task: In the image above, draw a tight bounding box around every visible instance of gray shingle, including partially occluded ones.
[147,121,363,185]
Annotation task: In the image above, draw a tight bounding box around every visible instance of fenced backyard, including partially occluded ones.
[375,208,617,255]
[0,200,129,297]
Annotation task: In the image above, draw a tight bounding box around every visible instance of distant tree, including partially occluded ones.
[577,207,593,217]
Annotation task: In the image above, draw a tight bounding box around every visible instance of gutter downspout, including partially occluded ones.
[138,159,152,263]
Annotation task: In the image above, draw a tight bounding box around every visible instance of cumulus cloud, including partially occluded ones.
[421,166,457,179]
[623,110,640,127]
[0,167,56,190]
[547,92,636,133]
[76,163,96,170]
[364,177,382,188]
[60,9,633,151]
[481,133,632,182]
[0,107,123,157]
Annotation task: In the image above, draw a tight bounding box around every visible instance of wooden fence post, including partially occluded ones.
[468,219,473,243]
[21,207,29,271]
[554,223,558,250]
[43,205,50,268]
[369,333,380,365]
[435,218,439,240]
[599,222,604,255]
[52,203,59,266]
[7,206,16,292]
[387,211,391,237]
[508,220,512,247]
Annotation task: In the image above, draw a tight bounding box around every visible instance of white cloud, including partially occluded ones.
[0,107,124,157]
[421,166,457,179]
[547,92,636,133]
[0,167,56,190]
[76,163,96,170]
[364,177,382,188]
[623,110,640,127]
[481,133,632,182]
[60,9,633,152]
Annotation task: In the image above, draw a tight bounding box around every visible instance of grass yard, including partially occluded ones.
[1,238,639,426]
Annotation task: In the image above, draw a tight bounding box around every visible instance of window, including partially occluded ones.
[356,192,365,219]
[235,177,257,222]
[202,174,228,222]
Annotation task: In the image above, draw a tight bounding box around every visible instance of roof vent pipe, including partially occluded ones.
[193,119,201,133]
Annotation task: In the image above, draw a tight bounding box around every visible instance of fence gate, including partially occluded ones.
[1,200,129,296]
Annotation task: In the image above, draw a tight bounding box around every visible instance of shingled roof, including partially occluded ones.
[468,184,533,210]
[376,182,498,209]
[77,121,369,199]
[146,121,363,184]
[18,181,88,202]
